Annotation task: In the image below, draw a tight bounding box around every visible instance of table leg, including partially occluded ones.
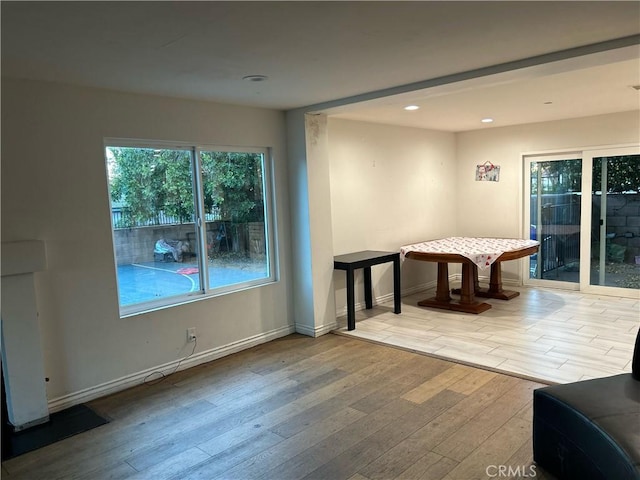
[459,262,475,304]
[346,268,356,331]
[473,264,480,291]
[473,261,521,300]
[418,261,491,314]
[435,262,451,302]
[489,262,503,295]
[393,256,401,314]
[452,263,480,296]
[364,266,373,309]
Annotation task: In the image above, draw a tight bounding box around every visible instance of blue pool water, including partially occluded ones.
[117,261,267,306]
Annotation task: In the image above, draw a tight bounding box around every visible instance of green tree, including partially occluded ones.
[531,160,582,194]
[201,151,264,223]
[592,156,640,193]
[159,150,195,222]
[108,147,193,227]
[108,147,264,234]
[531,155,639,194]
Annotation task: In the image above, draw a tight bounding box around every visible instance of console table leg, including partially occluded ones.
[364,266,373,309]
[346,268,356,331]
[333,251,402,330]
[393,257,401,314]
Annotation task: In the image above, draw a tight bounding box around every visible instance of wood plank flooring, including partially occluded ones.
[336,286,639,385]
[2,334,555,480]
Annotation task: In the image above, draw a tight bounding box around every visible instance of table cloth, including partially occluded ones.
[401,237,539,269]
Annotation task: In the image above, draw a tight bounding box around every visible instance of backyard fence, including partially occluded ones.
[531,192,640,276]
[111,207,222,229]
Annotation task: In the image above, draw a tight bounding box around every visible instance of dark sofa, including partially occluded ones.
[533,329,640,479]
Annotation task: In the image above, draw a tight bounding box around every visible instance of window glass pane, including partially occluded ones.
[200,150,270,289]
[590,154,640,289]
[106,146,200,309]
[529,159,581,282]
[106,143,276,315]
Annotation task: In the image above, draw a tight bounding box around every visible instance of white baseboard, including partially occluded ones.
[400,280,438,297]
[451,273,521,287]
[334,272,522,318]
[335,279,437,318]
[295,321,338,337]
[47,324,296,413]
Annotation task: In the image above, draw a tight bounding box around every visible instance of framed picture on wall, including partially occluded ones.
[476,161,500,182]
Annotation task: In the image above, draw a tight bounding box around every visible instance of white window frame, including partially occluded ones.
[105,138,279,317]
[523,151,582,291]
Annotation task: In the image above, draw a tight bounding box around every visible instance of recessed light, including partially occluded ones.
[404,105,420,111]
[481,118,494,123]
[242,75,268,82]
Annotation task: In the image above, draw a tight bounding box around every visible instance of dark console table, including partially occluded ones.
[333,250,401,331]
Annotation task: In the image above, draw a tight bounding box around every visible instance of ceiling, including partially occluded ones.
[330,57,640,132]
[2,1,639,132]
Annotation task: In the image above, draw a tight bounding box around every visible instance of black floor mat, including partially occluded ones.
[2,404,109,460]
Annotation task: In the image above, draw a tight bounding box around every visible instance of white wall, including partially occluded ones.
[328,118,458,313]
[456,110,640,281]
[327,111,639,314]
[1,78,293,408]
[6,78,633,408]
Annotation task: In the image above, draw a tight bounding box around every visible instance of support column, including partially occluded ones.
[286,111,337,337]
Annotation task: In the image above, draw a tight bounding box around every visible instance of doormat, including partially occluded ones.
[2,404,109,460]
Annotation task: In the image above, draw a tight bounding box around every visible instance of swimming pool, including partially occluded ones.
[116,260,267,306]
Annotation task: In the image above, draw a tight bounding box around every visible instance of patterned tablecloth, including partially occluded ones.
[400,237,539,269]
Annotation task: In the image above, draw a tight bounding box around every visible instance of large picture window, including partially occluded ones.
[105,141,276,316]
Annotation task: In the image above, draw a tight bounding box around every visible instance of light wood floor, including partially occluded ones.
[336,286,639,385]
[2,334,556,480]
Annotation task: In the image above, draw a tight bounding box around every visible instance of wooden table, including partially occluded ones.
[401,238,539,314]
[334,251,401,330]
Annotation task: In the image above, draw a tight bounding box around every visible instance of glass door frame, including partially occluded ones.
[581,145,640,298]
[523,152,582,291]
[523,144,639,299]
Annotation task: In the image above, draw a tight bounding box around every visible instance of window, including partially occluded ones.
[105,141,276,316]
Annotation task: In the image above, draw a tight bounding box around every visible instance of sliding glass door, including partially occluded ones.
[582,149,640,294]
[524,146,640,298]
[524,154,582,287]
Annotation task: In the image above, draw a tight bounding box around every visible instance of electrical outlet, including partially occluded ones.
[187,327,196,343]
